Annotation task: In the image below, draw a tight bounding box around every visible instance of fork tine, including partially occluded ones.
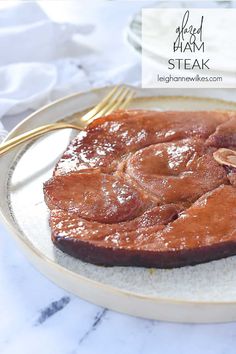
[104,89,135,115]
[81,85,121,123]
[91,86,130,120]
[117,91,136,110]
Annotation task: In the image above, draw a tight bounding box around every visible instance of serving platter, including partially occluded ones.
[1,86,236,323]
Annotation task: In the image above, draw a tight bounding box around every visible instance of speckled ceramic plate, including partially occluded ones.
[1,86,236,323]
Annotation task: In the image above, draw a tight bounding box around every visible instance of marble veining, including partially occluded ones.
[75,309,107,349]
[34,296,71,326]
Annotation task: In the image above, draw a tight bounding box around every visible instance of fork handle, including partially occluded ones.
[0,122,82,156]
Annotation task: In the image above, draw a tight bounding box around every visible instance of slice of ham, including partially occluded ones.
[44,171,150,223]
[207,116,236,186]
[50,185,236,267]
[55,110,231,176]
[125,138,227,204]
[207,116,236,148]
[50,204,181,243]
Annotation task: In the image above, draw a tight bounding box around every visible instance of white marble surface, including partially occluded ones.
[2,1,236,353]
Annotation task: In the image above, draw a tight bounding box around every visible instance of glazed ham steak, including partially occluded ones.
[44,110,236,268]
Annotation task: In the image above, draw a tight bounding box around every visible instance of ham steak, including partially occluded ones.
[44,109,236,268]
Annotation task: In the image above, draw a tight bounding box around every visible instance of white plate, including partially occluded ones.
[1,86,236,323]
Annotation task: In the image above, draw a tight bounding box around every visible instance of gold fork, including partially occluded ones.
[0,86,135,156]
